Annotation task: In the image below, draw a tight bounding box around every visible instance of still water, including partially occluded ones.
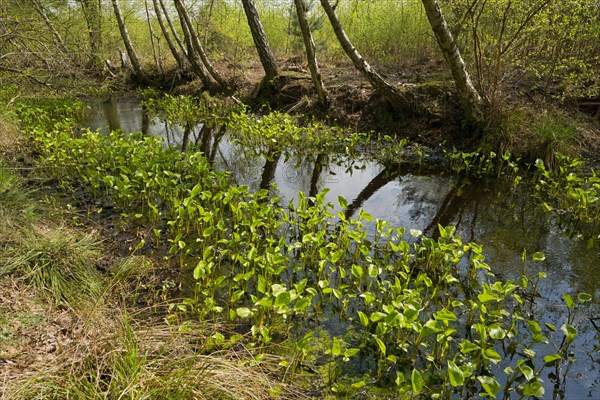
[85,98,599,399]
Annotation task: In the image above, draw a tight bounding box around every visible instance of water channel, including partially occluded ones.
[84,98,599,399]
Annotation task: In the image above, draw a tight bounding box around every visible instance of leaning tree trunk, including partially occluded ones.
[319,0,415,114]
[421,0,485,124]
[294,0,330,107]
[30,0,70,55]
[152,0,186,72]
[159,0,186,53]
[240,0,279,81]
[173,0,214,87]
[78,0,103,71]
[173,0,226,88]
[111,0,146,81]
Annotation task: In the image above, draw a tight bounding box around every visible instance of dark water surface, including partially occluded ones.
[85,98,600,399]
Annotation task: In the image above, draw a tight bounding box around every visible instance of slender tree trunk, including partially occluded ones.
[173,0,226,88]
[152,0,186,71]
[173,0,214,87]
[203,0,217,45]
[421,0,485,124]
[159,0,186,53]
[309,153,327,197]
[78,0,103,71]
[30,0,70,55]
[240,0,279,81]
[111,0,146,81]
[294,0,330,107]
[144,0,164,76]
[319,0,415,114]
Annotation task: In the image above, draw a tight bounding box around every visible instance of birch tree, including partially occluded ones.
[173,0,226,89]
[240,0,279,81]
[173,0,214,87]
[421,0,484,124]
[159,0,186,54]
[30,0,70,55]
[111,0,146,81]
[319,0,416,114]
[152,0,186,72]
[294,0,330,107]
[78,0,103,71]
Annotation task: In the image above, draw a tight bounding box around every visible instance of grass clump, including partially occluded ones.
[5,311,307,400]
[64,320,305,400]
[0,161,105,308]
[533,112,579,167]
[485,105,582,166]
[1,226,105,308]
[0,162,35,232]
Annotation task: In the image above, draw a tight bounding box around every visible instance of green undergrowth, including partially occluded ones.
[1,112,305,400]
[12,96,596,399]
[446,146,600,238]
[533,156,600,238]
[141,92,376,156]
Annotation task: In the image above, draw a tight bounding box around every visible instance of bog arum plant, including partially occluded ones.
[15,97,594,398]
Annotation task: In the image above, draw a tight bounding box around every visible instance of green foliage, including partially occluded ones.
[287,0,327,55]
[166,0,438,64]
[446,148,521,179]
[142,92,239,129]
[532,112,579,167]
[0,159,105,308]
[334,0,436,63]
[1,226,105,307]
[0,162,36,238]
[513,1,600,99]
[446,0,600,101]
[17,96,595,398]
[15,97,86,130]
[533,155,600,236]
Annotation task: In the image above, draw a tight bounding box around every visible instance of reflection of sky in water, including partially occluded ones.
[86,99,186,142]
[85,100,599,399]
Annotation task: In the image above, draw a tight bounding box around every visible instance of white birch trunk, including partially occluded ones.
[111,0,146,81]
[421,0,485,124]
[319,0,415,114]
[294,0,330,107]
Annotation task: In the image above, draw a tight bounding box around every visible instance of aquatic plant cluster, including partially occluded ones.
[446,147,600,239]
[16,97,594,398]
[534,156,600,238]
[141,92,378,157]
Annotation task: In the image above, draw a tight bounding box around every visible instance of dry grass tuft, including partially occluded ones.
[0,278,117,400]
[125,322,311,400]
[0,117,22,152]
[3,305,311,400]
